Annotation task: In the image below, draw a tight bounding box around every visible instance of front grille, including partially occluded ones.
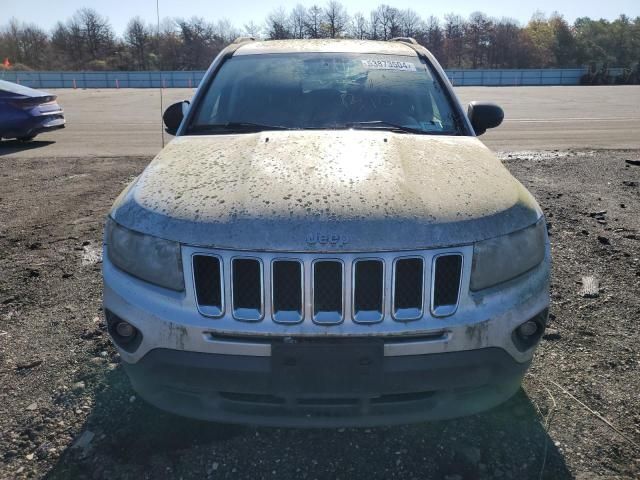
[312,260,344,324]
[192,255,223,316]
[393,257,424,320]
[431,254,463,317]
[352,259,384,323]
[192,249,465,324]
[231,258,263,321]
[271,260,303,323]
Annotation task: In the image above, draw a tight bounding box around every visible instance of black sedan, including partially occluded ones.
[0,80,65,141]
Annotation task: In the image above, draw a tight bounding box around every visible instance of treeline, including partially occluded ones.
[1,4,639,71]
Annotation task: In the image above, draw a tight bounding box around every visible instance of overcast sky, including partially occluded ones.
[5,0,640,35]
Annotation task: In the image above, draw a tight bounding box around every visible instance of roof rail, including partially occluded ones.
[232,36,256,44]
[389,37,418,45]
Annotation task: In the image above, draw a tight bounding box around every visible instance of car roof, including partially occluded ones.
[233,39,418,56]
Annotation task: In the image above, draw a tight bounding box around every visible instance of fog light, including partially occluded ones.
[512,309,548,352]
[105,310,143,353]
[518,320,538,337]
[115,321,136,338]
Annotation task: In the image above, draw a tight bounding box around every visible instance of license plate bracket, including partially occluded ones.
[271,340,384,395]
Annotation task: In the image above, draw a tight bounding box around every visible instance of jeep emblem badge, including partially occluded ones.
[306,233,349,247]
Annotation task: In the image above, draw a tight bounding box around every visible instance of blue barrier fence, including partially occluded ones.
[0,70,206,89]
[0,67,625,89]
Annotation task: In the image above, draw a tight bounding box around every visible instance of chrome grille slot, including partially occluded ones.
[431,254,463,317]
[271,260,303,323]
[352,259,384,323]
[192,255,223,317]
[312,260,343,324]
[231,258,263,321]
[392,257,424,321]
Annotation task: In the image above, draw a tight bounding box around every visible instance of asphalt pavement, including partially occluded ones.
[1,85,639,158]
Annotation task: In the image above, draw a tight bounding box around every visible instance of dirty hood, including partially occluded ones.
[111,131,542,251]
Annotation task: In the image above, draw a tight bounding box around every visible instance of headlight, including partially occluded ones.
[470,219,547,291]
[105,218,184,291]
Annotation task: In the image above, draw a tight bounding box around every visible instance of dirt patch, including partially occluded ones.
[0,150,639,479]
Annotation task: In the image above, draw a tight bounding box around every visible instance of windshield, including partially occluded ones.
[188,53,461,135]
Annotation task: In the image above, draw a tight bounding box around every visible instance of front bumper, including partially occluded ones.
[103,243,550,425]
[123,347,528,427]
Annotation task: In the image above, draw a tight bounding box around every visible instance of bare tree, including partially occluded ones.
[50,21,81,69]
[368,9,381,40]
[0,19,49,69]
[444,13,466,67]
[266,8,291,40]
[125,17,151,70]
[399,9,422,38]
[0,19,21,64]
[49,8,116,69]
[374,5,401,40]
[155,18,181,70]
[21,26,49,67]
[214,19,240,43]
[175,17,224,69]
[242,21,261,38]
[324,1,349,38]
[419,15,445,63]
[290,4,308,39]
[76,8,115,62]
[465,11,493,68]
[349,12,369,40]
[305,5,324,39]
[3,5,639,73]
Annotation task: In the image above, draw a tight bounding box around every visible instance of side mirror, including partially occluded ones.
[467,101,504,136]
[163,100,190,135]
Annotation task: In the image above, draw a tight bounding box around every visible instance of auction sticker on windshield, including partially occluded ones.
[361,59,417,71]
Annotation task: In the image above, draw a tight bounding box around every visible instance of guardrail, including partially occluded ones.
[0,67,625,89]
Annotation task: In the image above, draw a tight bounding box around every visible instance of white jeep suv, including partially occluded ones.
[103,38,550,427]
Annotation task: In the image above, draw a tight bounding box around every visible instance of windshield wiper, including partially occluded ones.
[188,122,292,134]
[344,121,434,135]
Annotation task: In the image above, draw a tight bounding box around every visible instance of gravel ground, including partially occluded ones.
[0,149,639,479]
